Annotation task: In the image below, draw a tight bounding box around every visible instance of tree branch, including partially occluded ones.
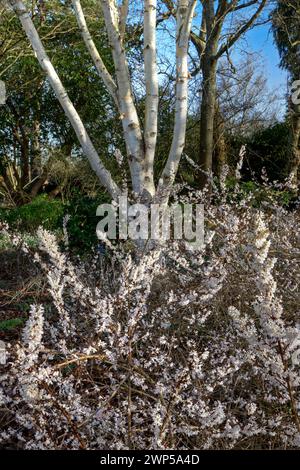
[71,0,120,110]
[118,0,129,39]
[216,0,268,59]
[157,0,197,200]
[100,0,145,195]
[9,0,121,199]
[144,0,159,196]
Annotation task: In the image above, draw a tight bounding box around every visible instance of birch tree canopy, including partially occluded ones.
[5,0,197,203]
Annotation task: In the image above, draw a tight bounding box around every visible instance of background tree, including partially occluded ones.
[182,54,281,182]
[163,0,269,184]
[272,0,300,186]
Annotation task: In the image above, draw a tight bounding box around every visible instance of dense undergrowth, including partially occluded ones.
[0,179,299,449]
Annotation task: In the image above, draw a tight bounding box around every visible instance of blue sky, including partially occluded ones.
[162,5,288,95]
[229,22,289,118]
[155,4,288,117]
[190,1,288,93]
[245,23,288,91]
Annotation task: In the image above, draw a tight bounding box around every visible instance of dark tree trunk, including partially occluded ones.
[290,103,300,185]
[31,119,42,179]
[20,138,30,188]
[198,53,218,186]
[213,101,227,178]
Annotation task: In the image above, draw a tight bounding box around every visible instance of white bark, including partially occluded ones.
[144,0,158,197]
[71,0,120,109]
[118,0,129,40]
[100,0,146,196]
[9,0,121,199]
[9,0,197,204]
[157,0,196,200]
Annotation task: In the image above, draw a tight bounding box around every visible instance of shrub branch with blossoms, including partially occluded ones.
[0,181,299,449]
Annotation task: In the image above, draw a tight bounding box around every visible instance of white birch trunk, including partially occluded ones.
[118,0,129,40]
[100,0,146,196]
[10,0,197,205]
[157,0,196,201]
[143,0,158,197]
[9,0,120,199]
[71,0,120,109]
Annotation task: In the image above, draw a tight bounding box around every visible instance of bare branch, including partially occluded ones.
[216,0,268,59]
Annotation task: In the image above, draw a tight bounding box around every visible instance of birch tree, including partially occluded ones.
[6,0,197,203]
[0,1,118,203]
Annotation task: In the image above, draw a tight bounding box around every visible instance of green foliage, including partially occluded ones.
[0,231,40,251]
[0,195,64,231]
[229,122,291,183]
[0,318,25,331]
[0,232,12,251]
[218,177,296,208]
[246,123,291,181]
[0,0,122,200]
[65,194,110,253]
[272,0,300,79]
[0,190,111,254]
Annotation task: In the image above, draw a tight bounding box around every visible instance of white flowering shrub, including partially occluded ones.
[0,187,299,449]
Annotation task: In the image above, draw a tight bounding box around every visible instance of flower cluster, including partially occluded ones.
[0,184,299,449]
